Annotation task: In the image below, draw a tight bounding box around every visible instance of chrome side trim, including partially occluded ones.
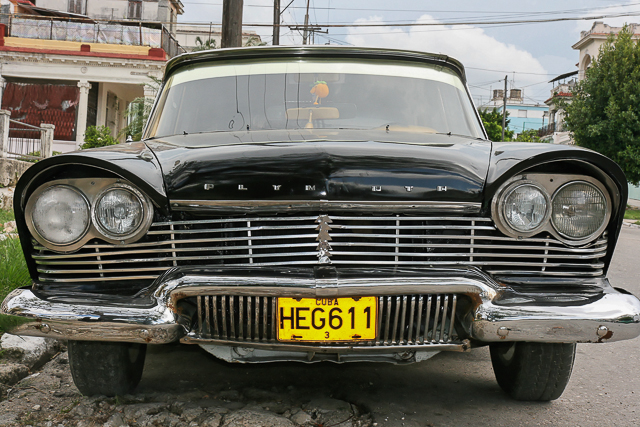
[170,200,482,214]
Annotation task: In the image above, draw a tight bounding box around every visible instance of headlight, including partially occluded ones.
[551,181,607,239]
[31,185,90,245]
[93,184,147,239]
[502,183,549,233]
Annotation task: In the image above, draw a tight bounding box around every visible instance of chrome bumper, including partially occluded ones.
[2,267,640,346]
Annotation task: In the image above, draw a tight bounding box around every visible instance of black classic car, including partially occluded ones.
[3,46,640,401]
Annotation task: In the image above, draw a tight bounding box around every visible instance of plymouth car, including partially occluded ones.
[2,46,640,401]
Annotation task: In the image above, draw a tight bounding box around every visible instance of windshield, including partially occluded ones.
[146,59,484,140]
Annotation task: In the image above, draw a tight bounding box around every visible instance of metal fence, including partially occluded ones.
[6,119,45,160]
[9,17,185,58]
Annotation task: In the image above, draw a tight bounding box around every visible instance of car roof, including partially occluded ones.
[164,45,468,83]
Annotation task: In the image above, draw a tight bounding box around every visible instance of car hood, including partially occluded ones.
[145,130,492,204]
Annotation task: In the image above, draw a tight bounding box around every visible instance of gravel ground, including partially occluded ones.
[0,345,372,427]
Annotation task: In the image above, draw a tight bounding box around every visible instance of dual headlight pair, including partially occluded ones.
[492,174,610,243]
[26,179,153,251]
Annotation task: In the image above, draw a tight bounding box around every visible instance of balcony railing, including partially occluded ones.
[538,122,567,137]
[7,16,185,58]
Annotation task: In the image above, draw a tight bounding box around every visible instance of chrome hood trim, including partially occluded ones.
[169,200,482,214]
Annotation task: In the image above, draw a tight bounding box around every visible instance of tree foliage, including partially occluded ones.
[514,129,542,143]
[564,25,640,185]
[81,126,118,149]
[478,108,514,141]
[192,36,217,51]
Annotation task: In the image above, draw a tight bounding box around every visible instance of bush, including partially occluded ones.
[81,126,118,149]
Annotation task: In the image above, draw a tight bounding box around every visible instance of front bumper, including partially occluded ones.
[2,267,640,347]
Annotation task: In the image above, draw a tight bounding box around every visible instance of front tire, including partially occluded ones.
[68,341,147,396]
[490,342,576,401]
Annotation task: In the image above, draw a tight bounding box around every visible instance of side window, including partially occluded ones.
[68,0,85,15]
[128,0,142,20]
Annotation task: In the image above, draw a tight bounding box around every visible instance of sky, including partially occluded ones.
[177,1,640,107]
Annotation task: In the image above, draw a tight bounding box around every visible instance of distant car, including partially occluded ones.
[3,46,640,401]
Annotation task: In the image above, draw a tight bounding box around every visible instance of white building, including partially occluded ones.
[0,0,184,152]
[573,22,640,80]
[175,24,261,52]
[10,0,184,33]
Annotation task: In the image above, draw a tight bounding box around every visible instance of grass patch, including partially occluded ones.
[0,238,29,297]
[624,209,640,221]
[0,238,30,334]
[0,208,15,224]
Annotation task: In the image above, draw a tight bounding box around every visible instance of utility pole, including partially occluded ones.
[501,75,508,142]
[272,0,281,45]
[221,0,243,48]
[302,0,311,45]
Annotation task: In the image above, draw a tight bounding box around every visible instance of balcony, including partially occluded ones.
[5,15,185,58]
[538,122,567,138]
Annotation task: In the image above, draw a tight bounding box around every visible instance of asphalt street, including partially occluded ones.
[137,226,640,427]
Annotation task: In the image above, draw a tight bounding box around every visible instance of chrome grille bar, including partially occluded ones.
[32,215,609,283]
[193,294,461,346]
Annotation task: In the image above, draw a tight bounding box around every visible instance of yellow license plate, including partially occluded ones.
[277,297,377,342]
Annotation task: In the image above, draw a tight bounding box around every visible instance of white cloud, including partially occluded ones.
[345,15,549,105]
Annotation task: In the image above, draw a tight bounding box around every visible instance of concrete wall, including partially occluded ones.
[0,159,33,187]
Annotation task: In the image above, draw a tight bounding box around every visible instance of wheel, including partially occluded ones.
[68,341,147,396]
[490,341,576,401]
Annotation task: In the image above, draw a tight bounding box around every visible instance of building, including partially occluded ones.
[539,72,576,145]
[480,88,549,136]
[573,22,640,80]
[175,24,261,52]
[0,0,184,152]
[7,0,184,33]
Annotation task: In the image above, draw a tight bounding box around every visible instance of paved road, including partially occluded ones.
[138,227,640,427]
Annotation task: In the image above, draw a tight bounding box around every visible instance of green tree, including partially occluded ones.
[192,36,217,52]
[514,128,543,143]
[478,108,514,141]
[81,126,118,149]
[564,25,640,185]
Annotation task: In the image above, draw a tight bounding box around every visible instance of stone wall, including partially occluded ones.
[0,159,32,188]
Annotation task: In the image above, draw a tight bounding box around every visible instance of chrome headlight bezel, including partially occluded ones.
[492,173,612,246]
[25,183,91,249]
[551,180,610,241]
[497,180,551,237]
[91,183,153,242]
[25,178,154,252]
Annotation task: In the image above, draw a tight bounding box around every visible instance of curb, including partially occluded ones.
[623,222,640,229]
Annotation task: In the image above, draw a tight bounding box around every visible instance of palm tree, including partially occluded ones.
[193,36,217,52]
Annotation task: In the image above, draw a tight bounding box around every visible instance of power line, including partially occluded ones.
[172,9,640,28]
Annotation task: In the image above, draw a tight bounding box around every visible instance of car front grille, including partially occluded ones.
[32,214,608,283]
[189,293,462,346]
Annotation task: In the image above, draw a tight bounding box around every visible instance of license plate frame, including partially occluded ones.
[277,297,378,342]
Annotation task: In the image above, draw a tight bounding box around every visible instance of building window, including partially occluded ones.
[68,0,85,15]
[129,0,142,20]
[518,110,527,118]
